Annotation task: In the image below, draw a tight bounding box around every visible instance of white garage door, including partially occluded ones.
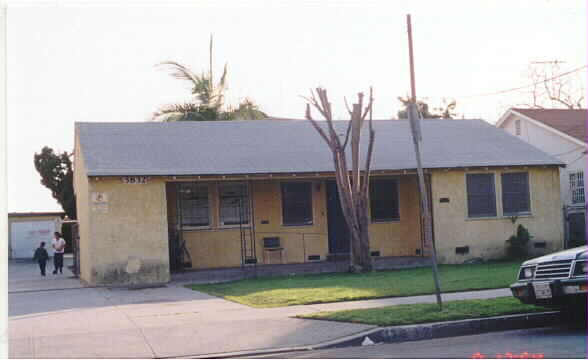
[10,220,59,259]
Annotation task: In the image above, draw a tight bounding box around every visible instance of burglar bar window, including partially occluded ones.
[570,171,585,204]
[281,182,313,225]
[219,184,249,226]
[502,172,531,215]
[179,184,209,227]
[369,179,400,221]
[466,173,497,218]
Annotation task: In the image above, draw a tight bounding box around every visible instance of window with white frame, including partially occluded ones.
[569,171,585,204]
[179,184,209,227]
[515,120,521,136]
[219,184,250,225]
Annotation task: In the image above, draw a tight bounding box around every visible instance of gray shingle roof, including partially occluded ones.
[76,119,563,176]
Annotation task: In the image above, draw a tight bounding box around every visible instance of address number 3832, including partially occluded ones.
[121,176,149,184]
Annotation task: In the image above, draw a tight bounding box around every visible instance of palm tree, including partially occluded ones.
[223,98,268,120]
[154,35,266,121]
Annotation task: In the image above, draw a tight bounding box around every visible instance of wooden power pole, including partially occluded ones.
[406,14,443,310]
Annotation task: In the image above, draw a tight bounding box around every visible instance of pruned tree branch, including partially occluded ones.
[523,62,586,109]
[304,87,376,273]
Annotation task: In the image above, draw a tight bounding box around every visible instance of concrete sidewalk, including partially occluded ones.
[9,256,86,293]
[8,260,515,358]
[9,287,515,358]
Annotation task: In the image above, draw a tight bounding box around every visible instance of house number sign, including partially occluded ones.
[122,176,150,184]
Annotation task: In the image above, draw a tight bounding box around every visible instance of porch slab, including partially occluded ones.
[171,256,432,284]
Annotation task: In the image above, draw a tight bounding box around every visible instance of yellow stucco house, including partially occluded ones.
[73,119,564,286]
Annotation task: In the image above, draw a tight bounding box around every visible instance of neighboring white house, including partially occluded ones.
[496,108,587,247]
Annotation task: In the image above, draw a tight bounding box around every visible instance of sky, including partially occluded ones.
[5,0,587,213]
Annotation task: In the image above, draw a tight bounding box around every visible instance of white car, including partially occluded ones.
[510,246,587,310]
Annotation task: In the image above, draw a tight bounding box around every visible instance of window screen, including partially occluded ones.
[179,184,209,227]
[369,179,400,221]
[466,174,497,218]
[502,172,530,215]
[219,184,249,225]
[281,182,313,225]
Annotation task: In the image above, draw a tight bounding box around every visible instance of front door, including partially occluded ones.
[326,181,350,254]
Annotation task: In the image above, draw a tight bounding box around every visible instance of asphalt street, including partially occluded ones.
[259,325,587,359]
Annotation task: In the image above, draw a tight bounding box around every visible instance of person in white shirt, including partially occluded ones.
[52,232,66,274]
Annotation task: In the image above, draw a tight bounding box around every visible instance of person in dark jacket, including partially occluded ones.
[33,241,50,276]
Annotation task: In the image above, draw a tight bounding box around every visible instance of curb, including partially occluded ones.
[190,311,560,358]
[185,328,379,359]
[315,311,561,350]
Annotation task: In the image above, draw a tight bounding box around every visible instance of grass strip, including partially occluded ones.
[187,261,520,308]
[298,297,545,326]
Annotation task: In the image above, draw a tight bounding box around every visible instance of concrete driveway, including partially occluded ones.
[9,256,83,293]
[8,259,374,358]
[8,259,515,358]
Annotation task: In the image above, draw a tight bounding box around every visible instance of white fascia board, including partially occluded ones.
[495,109,515,128]
[508,110,587,147]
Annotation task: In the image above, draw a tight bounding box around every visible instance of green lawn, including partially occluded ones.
[298,297,544,326]
[186,261,521,307]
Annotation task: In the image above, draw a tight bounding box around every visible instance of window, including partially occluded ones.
[466,173,497,218]
[570,171,585,204]
[179,184,209,227]
[219,184,249,225]
[515,120,521,136]
[502,172,530,215]
[281,182,313,225]
[369,179,400,221]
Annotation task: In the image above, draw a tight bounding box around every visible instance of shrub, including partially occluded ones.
[506,224,532,258]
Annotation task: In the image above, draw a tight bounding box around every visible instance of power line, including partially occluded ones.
[461,65,587,99]
[567,151,587,166]
[552,146,587,158]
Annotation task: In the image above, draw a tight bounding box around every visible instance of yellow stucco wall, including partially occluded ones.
[75,138,171,285]
[183,177,422,269]
[183,180,329,268]
[368,176,422,257]
[431,166,563,263]
[74,165,562,278]
[86,177,170,285]
[73,133,92,283]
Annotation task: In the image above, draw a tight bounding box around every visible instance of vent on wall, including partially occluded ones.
[455,246,469,255]
[308,255,321,261]
[534,242,546,249]
[370,251,381,257]
[416,249,422,255]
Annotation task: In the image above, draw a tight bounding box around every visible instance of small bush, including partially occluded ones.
[506,224,532,258]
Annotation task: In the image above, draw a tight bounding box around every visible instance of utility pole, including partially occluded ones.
[406,14,443,310]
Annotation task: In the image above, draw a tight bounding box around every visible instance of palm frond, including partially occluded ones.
[157,61,202,85]
[152,102,222,122]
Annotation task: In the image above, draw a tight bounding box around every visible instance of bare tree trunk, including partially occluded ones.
[305,87,375,273]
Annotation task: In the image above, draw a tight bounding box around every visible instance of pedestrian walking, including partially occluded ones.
[33,241,50,276]
[52,231,66,274]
